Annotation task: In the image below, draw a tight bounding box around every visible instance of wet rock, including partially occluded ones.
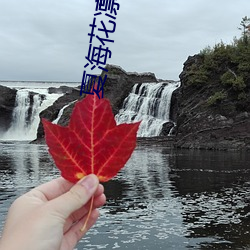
[0,85,17,132]
[235,112,249,122]
[48,86,75,94]
[160,122,175,136]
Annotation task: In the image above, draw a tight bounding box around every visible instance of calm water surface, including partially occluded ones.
[0,142,250,249]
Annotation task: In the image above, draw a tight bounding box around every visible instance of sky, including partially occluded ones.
[0,0,249,82]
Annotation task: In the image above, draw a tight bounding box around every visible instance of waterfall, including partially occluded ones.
[53,100,78,124]
[1,89,62,141]
[115,81,180,137]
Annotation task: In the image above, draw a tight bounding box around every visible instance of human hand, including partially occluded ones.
[0,174,106,250]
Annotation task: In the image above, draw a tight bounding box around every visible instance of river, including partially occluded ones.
[0,142,250,249]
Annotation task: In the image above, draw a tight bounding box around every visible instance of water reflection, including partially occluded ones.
[83,146,188,249]
[1,144,250,249]
[170,150,250,249]
[0,143,57,190]
[0,142,58,231]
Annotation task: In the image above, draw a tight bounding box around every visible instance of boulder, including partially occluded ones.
[0,85,17,132]
[160,122,175,136]
[48,85,75,94]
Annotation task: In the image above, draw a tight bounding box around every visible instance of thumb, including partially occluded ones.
[47,174,99,219]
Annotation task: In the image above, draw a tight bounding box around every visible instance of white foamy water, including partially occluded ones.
[52,100,78,124]
[0,81,79,89]
[1,88,63,141]
[115,82,180,137]
[0,81,80,141]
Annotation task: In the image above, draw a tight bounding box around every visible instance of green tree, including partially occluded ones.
[206,91,228,106]
[238,16,250,44]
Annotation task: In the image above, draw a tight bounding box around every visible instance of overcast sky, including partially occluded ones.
[0,0,249,82]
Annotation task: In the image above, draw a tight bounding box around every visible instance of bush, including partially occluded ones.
[203,54,219,71]
[221,71,236,86]
[238,61,250,82]
[233,76,246,91]
[200,46,213,55]
[186,64,209,86]
[212,42,234,66]
[221,71,246,91]
[207,91,228,106]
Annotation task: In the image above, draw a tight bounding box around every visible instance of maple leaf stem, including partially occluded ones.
[80,196,94,232]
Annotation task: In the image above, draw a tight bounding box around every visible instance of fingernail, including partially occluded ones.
[79,175,98,191]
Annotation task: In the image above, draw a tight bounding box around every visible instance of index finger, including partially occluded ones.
[34,177,74,201]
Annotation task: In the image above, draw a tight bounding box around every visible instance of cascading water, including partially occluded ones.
[1,89,62,141]
[115,81,180,137]
[53,100,78,124]
[8,90,31,136]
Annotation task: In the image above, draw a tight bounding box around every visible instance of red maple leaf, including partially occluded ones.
[42,94,140,183]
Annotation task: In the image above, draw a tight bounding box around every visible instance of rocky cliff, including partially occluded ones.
[174,54,250,150]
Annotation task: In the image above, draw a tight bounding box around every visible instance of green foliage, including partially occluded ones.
[186,64,208,86]
[221,71,246,91]
[200,46,213,56]
[238,61,250,72]
[207,91,228,106]
[220,71,235,86]
[238,16,250,43]
[184,16,250,112]
[232,37,250,83]
[203,53,218,71]
[213,42,233,63]
[233,76,246,91]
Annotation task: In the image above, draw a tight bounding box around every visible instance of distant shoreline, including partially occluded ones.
[0,80,80,83]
